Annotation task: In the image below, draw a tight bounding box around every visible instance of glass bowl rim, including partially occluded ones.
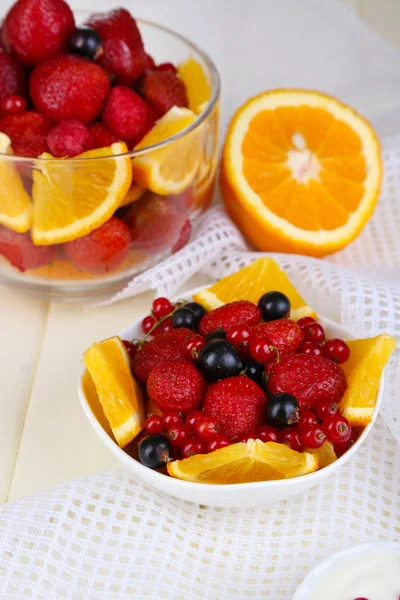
[0,16,221,164]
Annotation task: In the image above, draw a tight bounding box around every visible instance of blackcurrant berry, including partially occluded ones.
[69,28,102,60]
[258,291,290,321]
[205,329,226,341]
[138,434,172,469]
[197,339,243,382]
[185,302,206,324]
[172,307,196,330]
[265,393,299,428]
[243,359,265,388]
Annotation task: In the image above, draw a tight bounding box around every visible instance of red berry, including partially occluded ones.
[316,401,340,421]
[322,414,351,444]
[323,338,350,364]
[0,110,51,158]
[257,425,279,443]
[205,434,230,452]
[281,427,304,452]
[157,63,177,74]
[297,316,316,328]
[184,335,205,360]
[301,424,326,449]
[0,226,56,272]
[152,297,174,319]
[195,416,220,439]
[0,94,26,116]
[167,424,190,446]
[181,437,205,458]
[147,359,205,414]
[0,50,27,100]
[298,411,318,430]
[90,122,118,149]
[144,415,164,434]
[142,315,156,334]
[198,300,261,337]
[185,410,205,431]
[102,85,156,144]
[298,341,323,357]
[249,336,275,363]
[136,69,188,115]
[47,118,94,157]
[236,429,258,443]
[303,322,325,344]
[158,317,173,335]
[226,324,252,353]
[162,411,182,428]
[123,340,139,360]
[334,436,355,457]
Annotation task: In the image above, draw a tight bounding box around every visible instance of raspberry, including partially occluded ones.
[0,110,51,157]
[47,119,95,157]
[136,69,188,115]
[0,226,57,272]
[102,86,157,144]
[0,50,27,100]
[147,359,205,414]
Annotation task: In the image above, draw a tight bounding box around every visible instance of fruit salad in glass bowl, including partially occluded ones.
[0,0,220,300]
[79,258,396,507]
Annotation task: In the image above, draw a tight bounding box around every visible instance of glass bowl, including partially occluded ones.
[0,14,220,301]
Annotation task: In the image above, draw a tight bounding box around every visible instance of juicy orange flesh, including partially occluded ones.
[242,106,367,230]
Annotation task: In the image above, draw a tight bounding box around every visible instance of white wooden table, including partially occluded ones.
[1,0,400,504]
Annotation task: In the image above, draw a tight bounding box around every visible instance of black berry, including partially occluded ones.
[185,302,206,325]
[243,359,265,388]
[69,28,102,60]
[197,339,243,382]
[138,434,173,469]
[172,307,196,330]
[258,291,290,321]
[205,329,226,341]
[265,393,299,428]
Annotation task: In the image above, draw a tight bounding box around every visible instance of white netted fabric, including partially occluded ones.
[0,257,399,599]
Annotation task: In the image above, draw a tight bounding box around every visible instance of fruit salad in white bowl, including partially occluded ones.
[78,258,395,507]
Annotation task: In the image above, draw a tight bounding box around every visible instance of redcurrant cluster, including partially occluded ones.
[297,316,350,363]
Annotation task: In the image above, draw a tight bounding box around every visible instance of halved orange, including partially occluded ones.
[340,334,396,427]
[83,336,145,448]
[0,133,33,233]
[193,256,316,321]
[177,56,212,114]
[32,142,132,245]
[167,439,318,483]
[221,89,382,257]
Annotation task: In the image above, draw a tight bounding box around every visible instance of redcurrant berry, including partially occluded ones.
[152,297,174,319]
[249,336,275,363]
[226,324,252,351]
[334,435,355,457]
[185,410,205,431]
[281,427,304,452]
[322,414,351,444]
[0,94,27,115]
[122,339,139,360]
[298,411,318,430]
[303,322,325,344]
[297,316,316,328]
[142,314,157,334]
[167,424,190,446]
[184,335,205,359]
[162,411,183,428]
[236,430,258,443]
[257,425,279,443]
[205,434,230,452]
[323,338,350,364]
[181,438,205,458]
[316,401,339,421]
[298,341,323,357]
[195,416,220,439]
[301,424,326,449]
[158,317,173,334]
[144,415,164,434]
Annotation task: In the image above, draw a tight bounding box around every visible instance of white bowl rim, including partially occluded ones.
[78,286,384,493]
[292,541,400,598]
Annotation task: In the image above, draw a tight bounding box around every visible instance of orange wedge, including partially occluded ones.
[32,142,132,245]
[306,441,337,469]
[83,336,145,448]
[177,56,211,114]
[0,133,33,233]
[167,439,318,484]
[119,180,145,207]
[221,89,382,257]
[339,334,396,427]
[193,256,316,321]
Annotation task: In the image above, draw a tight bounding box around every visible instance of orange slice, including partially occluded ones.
[119,180,145,207]
[167,439,318,483]
[32,142,132,244]
[306,441,337,469]
[0,133,32,233]
[339,334,396,427]
[132,107,202,195]
[177,56,212,114]
[83,336,145,448]
[221,89,382,257]
[193,256,315,321]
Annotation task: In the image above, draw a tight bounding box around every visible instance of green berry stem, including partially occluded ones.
[135,301,188,348]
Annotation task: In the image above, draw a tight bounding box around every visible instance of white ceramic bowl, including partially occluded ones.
[293,541,400,599]
[78,287,384,508]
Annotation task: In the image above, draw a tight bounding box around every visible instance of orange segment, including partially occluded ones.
[306,442,337,469]
[221,89,382,257]
[119,180,145,207]
[83,336,145,448]
[177,56,212,114]
[0,133,33,233]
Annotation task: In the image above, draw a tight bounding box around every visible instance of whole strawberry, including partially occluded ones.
[203,375,266,437]
[198,301,261,337]
[86,8,147,86]
[30,55,110,123]
[47,119,95,157]
[136,69,188,115]
[63,217,131,274]
[253,319,303,354]
[147,359,205,414]
[3,0,75,66]
[102,86,157,144]
[0,226,57,272]
[267,354,347,410]
[0,110,51,157]
[90,122,118,149]
[132,328,196,383]
[0,50,27,100]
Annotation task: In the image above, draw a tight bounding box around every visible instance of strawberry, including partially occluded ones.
[132,328,196,383]
[172,219,192,253]
[47,119,95,157]
[102,86,157,144]
[0,50,27,100]
[198,301,261,337]
[0,226,57,272]
[156,63,177,75]
[30,55,110,123]
[63,217,131,274]
[0,110,51,157]
[90,122,118,149]
[136,70,188,115]
[203,375,266,437]
[267,354,347,410]
[143,53,156,71]
[86,8,147,86]
[3,0,75,66]
[147,359,205,414]
[253,319,303,354]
